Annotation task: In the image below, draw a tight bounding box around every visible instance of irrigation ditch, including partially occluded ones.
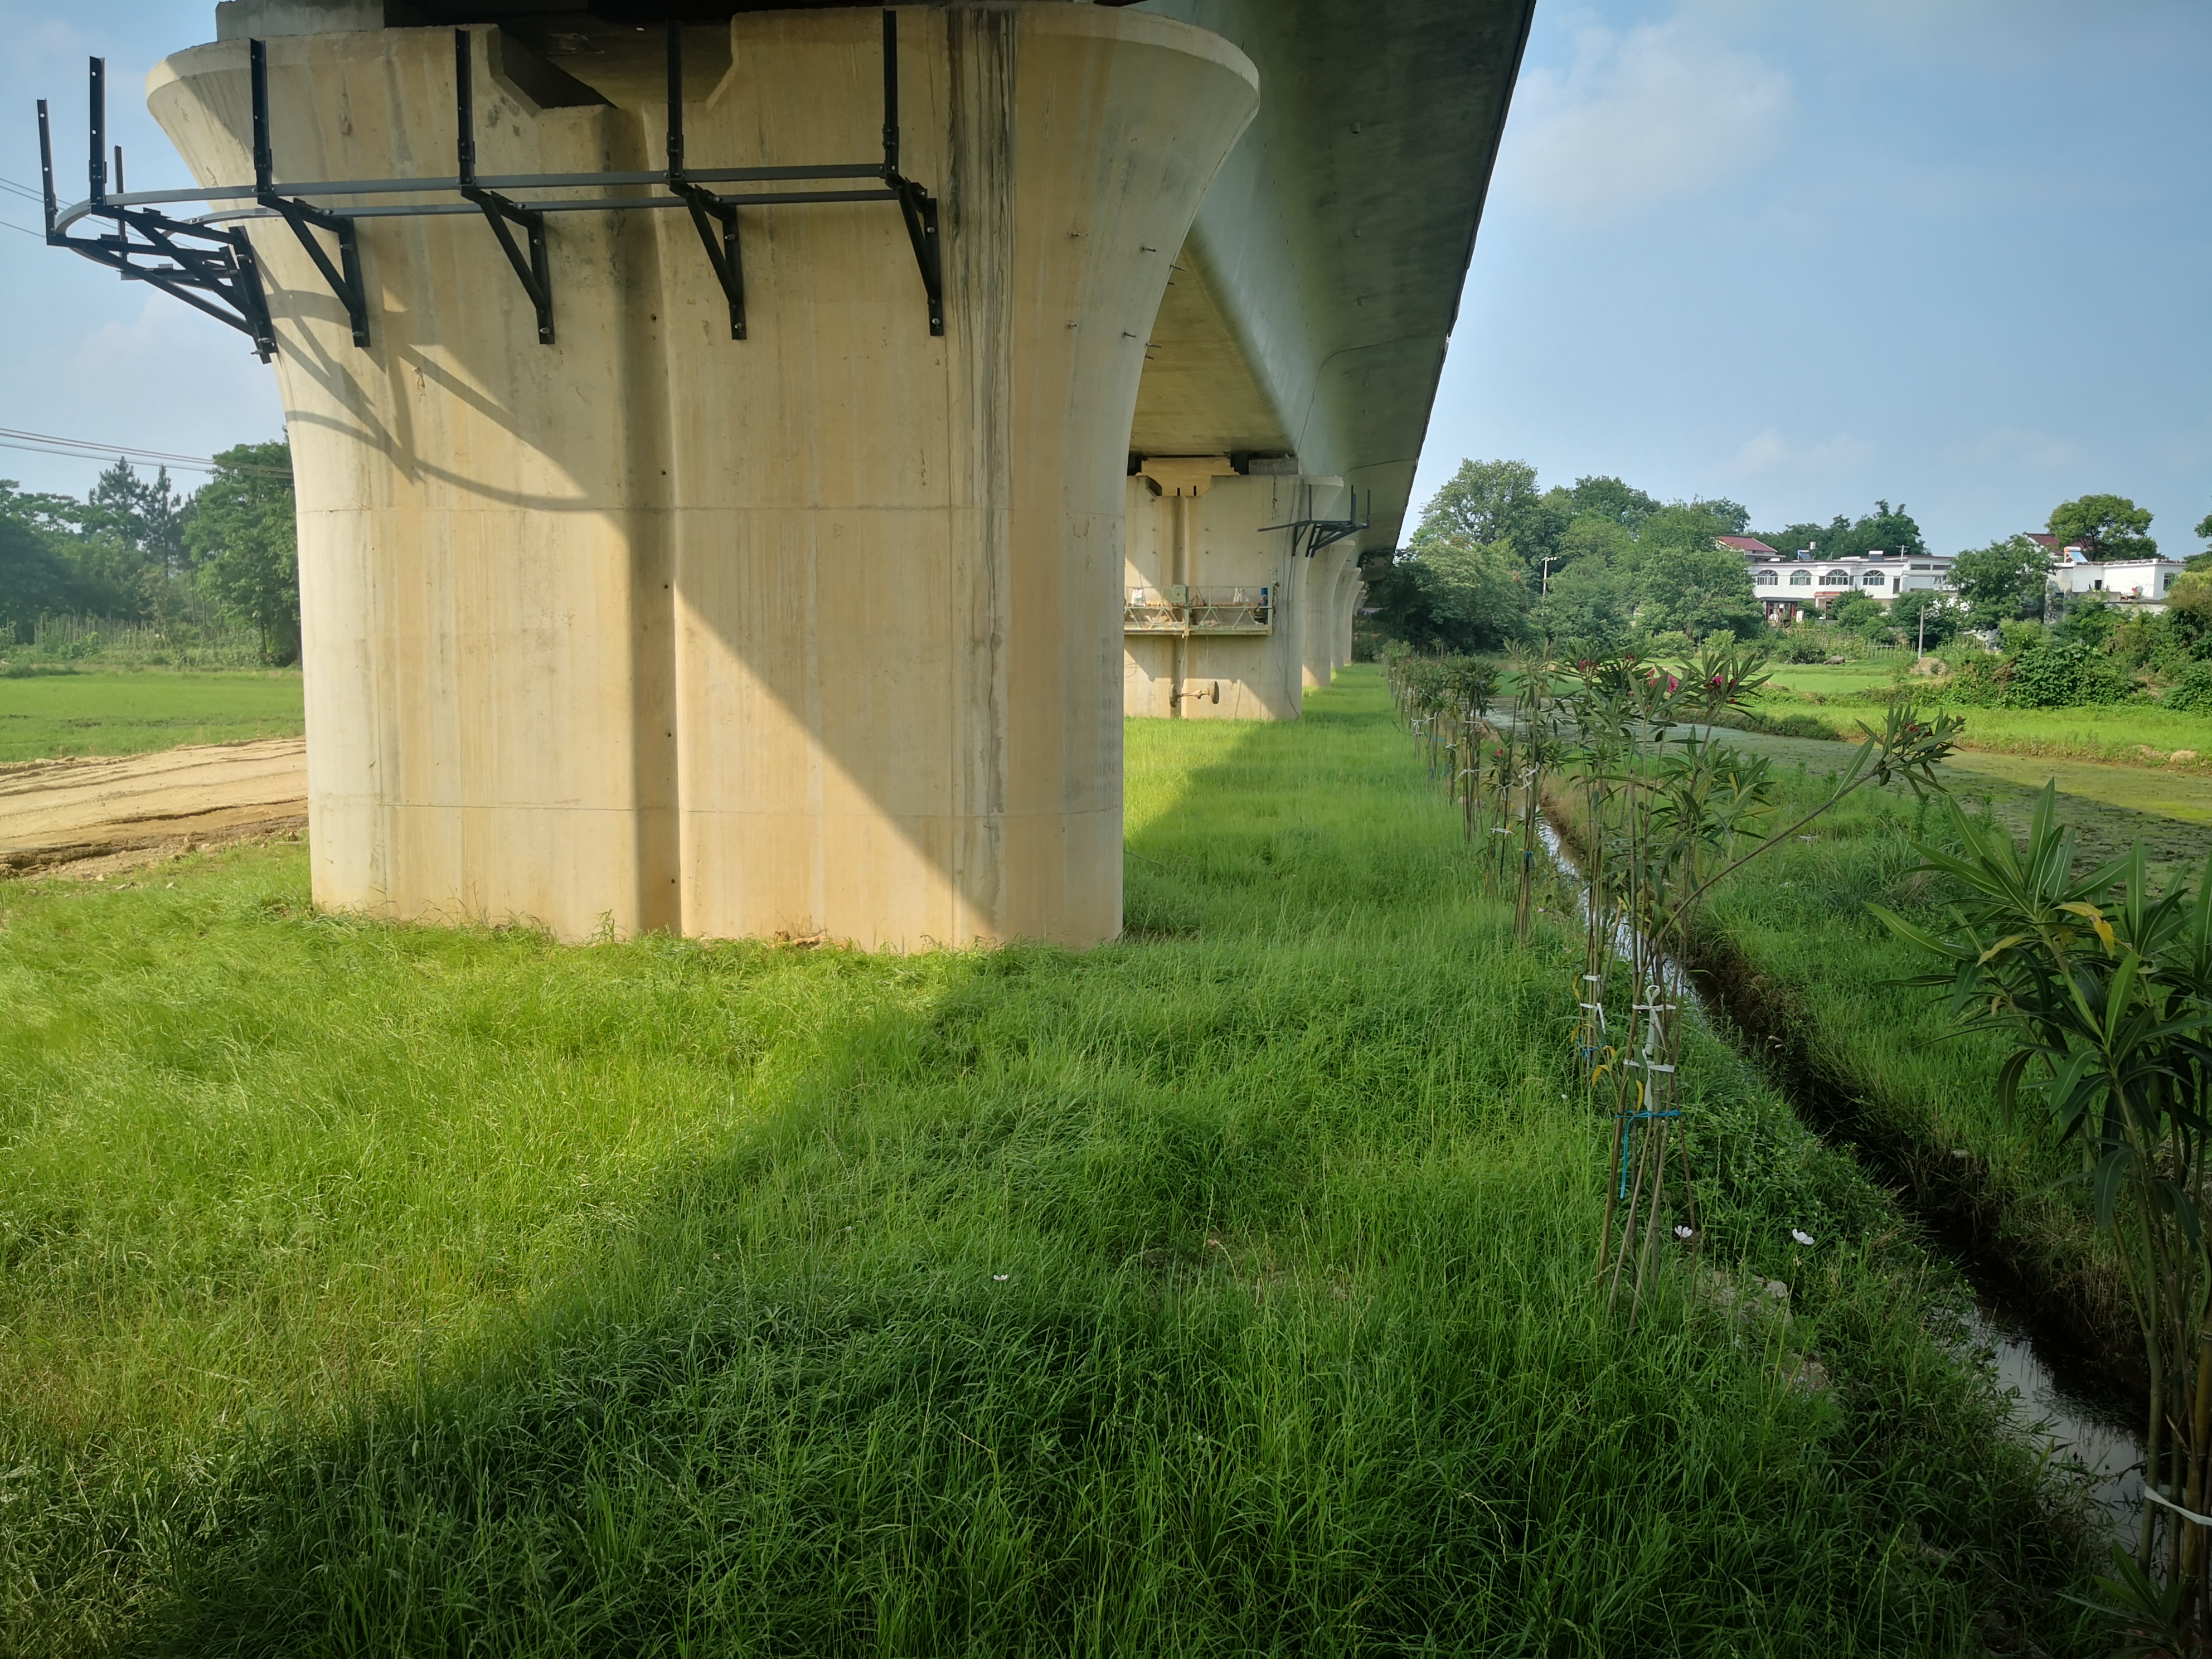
[1536,803,2146,1529]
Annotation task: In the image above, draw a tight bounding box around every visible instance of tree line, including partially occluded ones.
[1372,457,2212,658]
[0,441,300,663]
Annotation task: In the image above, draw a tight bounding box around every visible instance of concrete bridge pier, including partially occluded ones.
[148,4,1258,949]
[1120,462,1346,721]
[1302,540,1355,690]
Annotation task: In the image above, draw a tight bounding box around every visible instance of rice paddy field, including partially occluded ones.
[0,670,2098,1655]
[0,670,305,763]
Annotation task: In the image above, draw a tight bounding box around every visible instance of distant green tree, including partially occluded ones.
[2051,591,2120,651]
[2048,493,2156,561]
[1809,501,1928,560]
[1536,552,1636,647]
[0,513,79,639]
[1629,505,1764,640]
[1684,496,1752,535]
[1382,536,1529,652]
[1564,475,1660,528]
[1826,589,1886,634]
[85,457,188,577]
[1413,458,1569,582]
[1888,588,1958,649]
[1948,535,2050,626]
[187,440,300,664]
[1550,512,1634,579]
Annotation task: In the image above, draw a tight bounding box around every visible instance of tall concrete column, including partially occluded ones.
[149,6,1257,948]
[1301,542,1353,689]
[1331,560,1359,670]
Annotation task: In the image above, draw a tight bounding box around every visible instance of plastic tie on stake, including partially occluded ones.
[2143,1487,2212,1529]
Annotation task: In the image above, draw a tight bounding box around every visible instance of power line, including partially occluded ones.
[1,220,44,238]
[0,426,290,477]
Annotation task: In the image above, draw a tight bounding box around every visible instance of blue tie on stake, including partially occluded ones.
[1616,1108,1682,1200]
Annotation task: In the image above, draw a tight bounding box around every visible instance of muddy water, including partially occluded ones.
[1530,816,2143,1535]
[1968,1306,2141,1531]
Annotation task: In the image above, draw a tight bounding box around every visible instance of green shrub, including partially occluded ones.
[2006,641,2133,708]
[1778,629,1831,663]
[2166,662,2212,714]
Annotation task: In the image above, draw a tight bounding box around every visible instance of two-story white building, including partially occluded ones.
[1732,541,1958,624]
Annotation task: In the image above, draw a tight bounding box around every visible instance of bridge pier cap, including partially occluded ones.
[148,4,1259,949]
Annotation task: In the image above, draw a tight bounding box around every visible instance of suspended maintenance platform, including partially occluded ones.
[35,0,1531,948]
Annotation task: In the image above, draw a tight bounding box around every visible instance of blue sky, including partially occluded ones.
[2,0,2206,556]
[1415,0,2212,553]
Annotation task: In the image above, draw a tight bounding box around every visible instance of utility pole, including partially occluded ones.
[1540,554,1557,597]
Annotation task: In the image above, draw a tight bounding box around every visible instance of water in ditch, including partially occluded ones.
[1529,814,2144,1536]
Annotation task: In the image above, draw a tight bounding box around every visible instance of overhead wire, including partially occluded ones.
[0,426,290,477]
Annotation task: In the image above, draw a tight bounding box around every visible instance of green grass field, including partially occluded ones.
[0,670,2095,1654]
[0,670,304,763]
[1744,664,2212,769]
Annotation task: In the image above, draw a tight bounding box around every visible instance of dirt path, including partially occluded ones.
[0,738,307,877]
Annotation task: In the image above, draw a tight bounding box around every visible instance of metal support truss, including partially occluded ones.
[456,30,553,345]
[666,21,745,341]
[34,10,945,358]
[1260,484,1372,558]
[36,64,277,360]
[250,39,370,347]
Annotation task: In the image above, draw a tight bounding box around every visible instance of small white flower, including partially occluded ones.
[1790,1228,1815,1247]
[1673,1225,1695,1241]
[993,1274,1010,1282]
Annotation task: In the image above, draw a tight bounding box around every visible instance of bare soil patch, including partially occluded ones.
[0,737,307,877]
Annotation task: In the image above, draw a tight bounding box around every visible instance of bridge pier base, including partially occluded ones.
[149,5,1257,948]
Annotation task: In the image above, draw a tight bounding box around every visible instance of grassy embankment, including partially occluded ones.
[0,671,2095,1653]
[1740,662,2212,771]
[0,669,304,763]
[1632,717,2212,1394]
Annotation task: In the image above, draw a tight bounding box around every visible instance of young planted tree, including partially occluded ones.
[1874,789,2212,1632]
[1564,641,1958,1313]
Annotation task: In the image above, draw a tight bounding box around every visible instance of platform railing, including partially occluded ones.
[1123,585,1273,636]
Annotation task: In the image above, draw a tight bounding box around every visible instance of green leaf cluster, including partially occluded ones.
[0,440,298,663]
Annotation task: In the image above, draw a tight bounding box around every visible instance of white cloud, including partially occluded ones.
[1723,429,1873,479]
[1496,9,1792,219]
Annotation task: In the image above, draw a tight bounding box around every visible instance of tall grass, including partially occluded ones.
[0,671,2095,1653]
[1680,768,2132,1374]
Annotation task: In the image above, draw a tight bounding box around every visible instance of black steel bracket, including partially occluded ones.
[36,63,277,361]
[250,39,370,346]
[877,8,944,337]
[1260,484,1372,558]
[665,21,745,341]
[35,12,945,358]
[456,30,554,345]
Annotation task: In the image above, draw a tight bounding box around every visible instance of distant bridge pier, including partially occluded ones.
[1120,460,1351,721]
[144,5,1258,947]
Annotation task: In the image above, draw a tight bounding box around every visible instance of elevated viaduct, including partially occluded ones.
[39,0,1532,948]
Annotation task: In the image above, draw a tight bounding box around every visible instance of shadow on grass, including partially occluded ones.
[10,674,2102,1657]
